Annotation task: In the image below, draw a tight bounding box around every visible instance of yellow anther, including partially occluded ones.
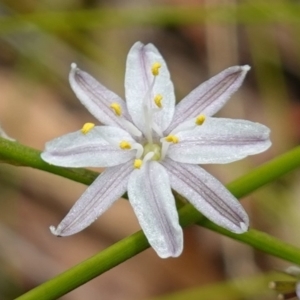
[165,135,179,144]
[195,114,206,126]
[151,62,161,76]
[154,94,163,108]
[81,122,95,134]
[119,140,132,150]
[134,159,143,169]
[110,103,122,116]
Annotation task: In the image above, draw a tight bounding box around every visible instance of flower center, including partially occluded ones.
[143,143,161,161]
[97,60,208,170]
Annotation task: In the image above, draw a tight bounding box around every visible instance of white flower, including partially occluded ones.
[41,42,271,258]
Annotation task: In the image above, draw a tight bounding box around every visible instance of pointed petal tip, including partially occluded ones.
[129,41,144,54]
[50,225,60,236]
[171,247,183,258]
[226,220,249,235]
[41,152,58,166]
[241,65,251,72]
[40,151,46,160]
[40,152,50,163]
[70,62,77,70]
[158,249,182,259]
[156,243,183,259]
[132,41,143,47]
[239,221,248,233]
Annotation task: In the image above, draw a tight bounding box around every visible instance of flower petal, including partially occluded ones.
[41,126,136,167]
[69,63,132,128]
[166,65,250,134]
[128,161,183,258]
[125,42,175,134]
[167,118,271,164]
[50,161,133,236]
[162,158,249,233]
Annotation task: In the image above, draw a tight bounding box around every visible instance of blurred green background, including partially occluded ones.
[0,0,300,299]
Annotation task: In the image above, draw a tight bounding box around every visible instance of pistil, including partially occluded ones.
[142,62,163,144]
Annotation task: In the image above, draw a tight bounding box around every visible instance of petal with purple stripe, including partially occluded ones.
[69,63,132,129]
[125,42,175,134]
[128,161,183,258]
[167,118,271,164]
[41,126,136,167]
[162,158,249,234]
[50,161,133,236]
[166,66,250,134]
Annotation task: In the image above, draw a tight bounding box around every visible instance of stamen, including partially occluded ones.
[143,63,162,143]
[121,119,142,137]
[165,135,179,144]
[161,135,178,160]
[151,62,161,76]
[131,143,144,158]
[154,94,163,108]
[134,159,143,169]
[143,104,153,144]
[195,114,206,125]
[143,152,154,162]
[110,103,122,116]
[142,86,155,143]
[119,140,132,150]
[161,141,170,160]
[151,121,163,137]
[170,115,207,135]
[81,122,95,134]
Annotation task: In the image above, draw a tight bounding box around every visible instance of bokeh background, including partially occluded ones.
[0,0,300,299]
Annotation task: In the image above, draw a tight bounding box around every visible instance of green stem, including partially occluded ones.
[16,204,300,300]
[226,146,300,199]
[0,138,98,185]
[12,143,300,300]
[205,222,300,264]
[15,231,150,300]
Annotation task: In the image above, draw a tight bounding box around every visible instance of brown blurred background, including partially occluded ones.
[0,0,300,299]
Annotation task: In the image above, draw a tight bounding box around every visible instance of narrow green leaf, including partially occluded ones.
[0,138,98,185]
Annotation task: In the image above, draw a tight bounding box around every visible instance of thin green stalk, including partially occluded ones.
[205,222,300,264]
[15,231,150,300]
[12,143,300,300]
[0,138,98,185]
[15,204,300,300]
[226,145,300,199]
